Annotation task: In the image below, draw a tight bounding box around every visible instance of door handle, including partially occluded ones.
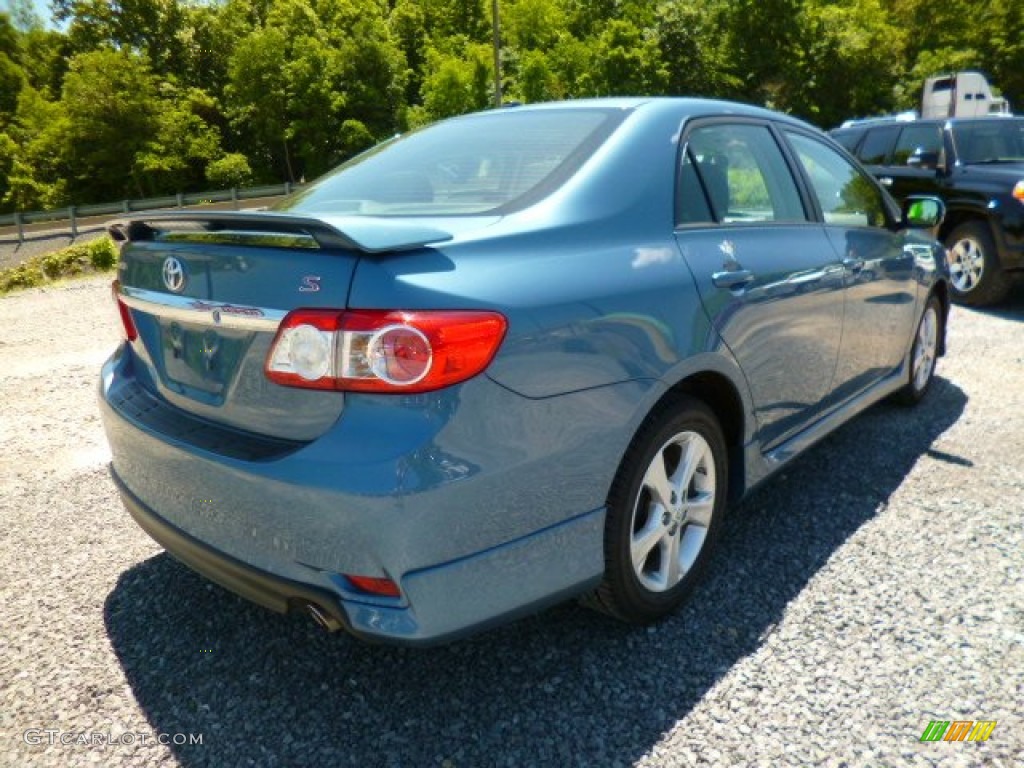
[712,269,755,289]
[878,176,893,187]
[842,257,865,273]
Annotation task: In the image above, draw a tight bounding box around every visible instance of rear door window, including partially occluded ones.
[856,125,900,165]
[893,124,944,165]
[681,123,807,224]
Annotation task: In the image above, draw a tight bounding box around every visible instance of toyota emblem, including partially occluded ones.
[162,256,186,293]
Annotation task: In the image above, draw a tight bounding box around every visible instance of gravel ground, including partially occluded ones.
[1,275,1022,767]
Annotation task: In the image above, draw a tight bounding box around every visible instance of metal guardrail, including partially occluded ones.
[0,182,305,242]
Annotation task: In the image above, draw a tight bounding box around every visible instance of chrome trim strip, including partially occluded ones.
[119,286,285,332]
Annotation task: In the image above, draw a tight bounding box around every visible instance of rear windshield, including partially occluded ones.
[276,109,624,216]
[952,119,1024,164]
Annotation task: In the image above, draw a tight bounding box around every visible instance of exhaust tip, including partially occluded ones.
[306,603,342,633]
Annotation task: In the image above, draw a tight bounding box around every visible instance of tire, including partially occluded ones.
[585,396,728,624]
[894,294,942,406]
[945,221,1011,306]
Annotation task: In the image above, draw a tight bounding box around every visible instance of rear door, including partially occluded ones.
[876,122,947,203]
[675,120,846,450]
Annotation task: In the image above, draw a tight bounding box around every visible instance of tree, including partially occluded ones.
[226,0,406,181]
[792,0,906,125]
[60,49,162,200]
[137,85,225,194]
[5,0,43,31]
[2,86,68,211]
[587,19,667,97]
[206,153,253,188]
[722,0,803,108]
[656,0,738,98]
[420,40,492,119]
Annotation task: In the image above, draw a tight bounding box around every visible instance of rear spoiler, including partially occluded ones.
[107,210,454,254]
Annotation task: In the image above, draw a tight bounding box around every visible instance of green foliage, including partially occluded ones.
[206,153,254,188]
[0,236,117,294]
[1,0,1021,216]
[421,40,492,118]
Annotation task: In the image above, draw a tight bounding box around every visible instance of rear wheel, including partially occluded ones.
[894,294,942,406]
[945,221,1011,306]
[586,397,727,623]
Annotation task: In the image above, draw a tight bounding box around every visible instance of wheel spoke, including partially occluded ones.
[631,515,666,573]
[678,525,707,574]
[642,451,674,511]
[663,529,682,588]
[671,437,700,495]
[685,491,715,528]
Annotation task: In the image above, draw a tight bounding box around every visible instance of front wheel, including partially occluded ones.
[586,396,727,624]
[894,294,942,406]
[945,221,1011,306]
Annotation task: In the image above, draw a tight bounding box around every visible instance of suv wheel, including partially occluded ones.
[945,221,1011,306]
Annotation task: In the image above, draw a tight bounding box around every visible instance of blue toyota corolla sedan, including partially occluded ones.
[100,98,950,645]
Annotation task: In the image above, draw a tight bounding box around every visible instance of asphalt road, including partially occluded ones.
[1,276,1022,767]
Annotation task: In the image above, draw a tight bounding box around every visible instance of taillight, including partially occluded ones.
[111,280,138,341]
[265,309,507,393]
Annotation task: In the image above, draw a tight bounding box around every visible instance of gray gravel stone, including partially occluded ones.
[1,276,1022,767]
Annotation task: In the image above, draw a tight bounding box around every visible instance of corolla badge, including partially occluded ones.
[162,256,187,293]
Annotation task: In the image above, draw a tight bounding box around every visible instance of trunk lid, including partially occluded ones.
[111,211,454,442]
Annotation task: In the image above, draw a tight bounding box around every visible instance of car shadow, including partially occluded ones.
[104,377,967,767]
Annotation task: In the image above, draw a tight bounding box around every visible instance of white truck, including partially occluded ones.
[921,71,1012,118]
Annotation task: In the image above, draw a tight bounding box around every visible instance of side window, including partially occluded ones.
[856,125,900,165]
[683,123,806,224]
[786,132,890,229]
[677,150,713,224]
[830,129,865,153]
[893,124,943,165]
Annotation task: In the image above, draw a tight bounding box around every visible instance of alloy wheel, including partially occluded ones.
[947,237,984,293]
[630,430,716,593]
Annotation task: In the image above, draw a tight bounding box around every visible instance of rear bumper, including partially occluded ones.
[112,469,603,646]
[98,346,644,644]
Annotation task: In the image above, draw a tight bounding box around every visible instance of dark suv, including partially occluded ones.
[832,116,1024,305]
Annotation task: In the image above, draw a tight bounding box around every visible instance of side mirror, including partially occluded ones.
[906,150,940,170]
[902,196,945,229]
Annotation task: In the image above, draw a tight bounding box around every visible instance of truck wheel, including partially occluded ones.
[945,222,1011,306]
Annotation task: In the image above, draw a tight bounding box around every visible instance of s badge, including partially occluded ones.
[299,275,321,293]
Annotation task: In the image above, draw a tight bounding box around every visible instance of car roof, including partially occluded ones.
[461,97,820,132]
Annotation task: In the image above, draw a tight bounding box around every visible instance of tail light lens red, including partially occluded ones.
[111,280,138,341]
[345,575,402,598]
[265,309,507,393]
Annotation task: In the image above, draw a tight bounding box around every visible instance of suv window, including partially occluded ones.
[856,125,901,165]
[683,123,806,224]
[893,124,944,165]
[952,120,1024,164]
[787,132,889,228]
[831,128,865,153]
